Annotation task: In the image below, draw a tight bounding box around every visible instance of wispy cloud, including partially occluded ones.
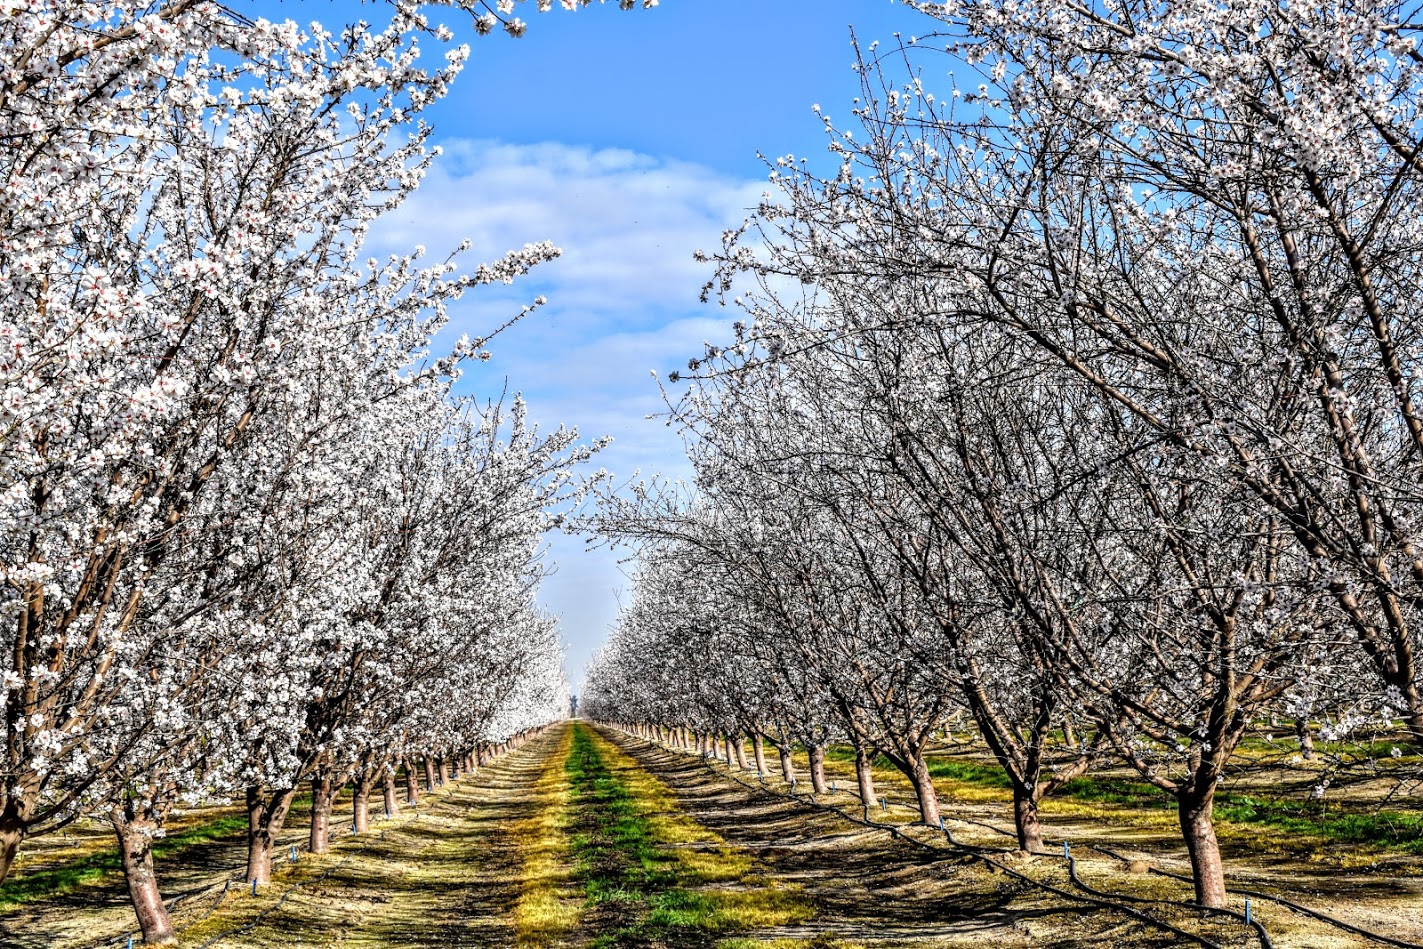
[371,139,763,685]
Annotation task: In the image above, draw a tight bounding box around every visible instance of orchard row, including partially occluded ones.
[0,1,649,943]
[584,0,1423,918]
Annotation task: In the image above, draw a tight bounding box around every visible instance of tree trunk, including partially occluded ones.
[1295,719,1315,760]
[0,809,24,883]
[751,733,768,774]
[404,759,419,805]
[309,775,334,854]
[383,771,399,818]
[423,757,437,792]
[854,744,877,807]
[808,744,829,794]
[909,757,941,827]
[733,734,749,770]
[723,735,735,768]
[246,786,296,884]
[438,757,450,785]
[113,815,175,944]
[353,773,375,834]
[1179,785,1227,908]
[778,742,796,785]
[1012,784,1044,852]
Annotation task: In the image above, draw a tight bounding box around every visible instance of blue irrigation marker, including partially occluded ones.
[290,845,297,863]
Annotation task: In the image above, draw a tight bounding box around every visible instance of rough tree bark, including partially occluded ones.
[309,775,335,854]
[383,771,399,818]
[352,771,375,834]
[0,806,25,883]
[1295,719,1316,760]
[853,743,877,807]
[778,742,797,785]
[751,732,768,775]
[246,786,297,884]
[1179,780,1227,908]
[112,811,175,944]
[1011,780,1045,852]
[909,758,941,827]
[807,744,830,794]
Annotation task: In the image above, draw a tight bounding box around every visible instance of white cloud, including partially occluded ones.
[371,139,763,686]
[373,138,767,314]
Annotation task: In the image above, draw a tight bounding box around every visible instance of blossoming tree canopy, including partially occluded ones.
[0,0,628,941]
[583,0,1423,916]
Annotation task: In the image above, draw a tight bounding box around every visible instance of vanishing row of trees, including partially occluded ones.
[584,0,1423,913]
[0,1,652,942]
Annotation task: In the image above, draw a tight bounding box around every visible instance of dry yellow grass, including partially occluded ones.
[512,724,582,947]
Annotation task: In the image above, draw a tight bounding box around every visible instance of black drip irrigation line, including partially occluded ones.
[103,736,551,949]
[1089,845,1423,949]
[629,733,1253,949]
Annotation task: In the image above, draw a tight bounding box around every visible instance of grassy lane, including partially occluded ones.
[566,723,811,948]
[173,741,563,949]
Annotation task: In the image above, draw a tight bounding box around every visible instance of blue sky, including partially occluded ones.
[257,0,934,688]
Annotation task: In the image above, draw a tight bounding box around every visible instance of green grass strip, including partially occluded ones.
[566,724,738,947]
[824,745,1423,853]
